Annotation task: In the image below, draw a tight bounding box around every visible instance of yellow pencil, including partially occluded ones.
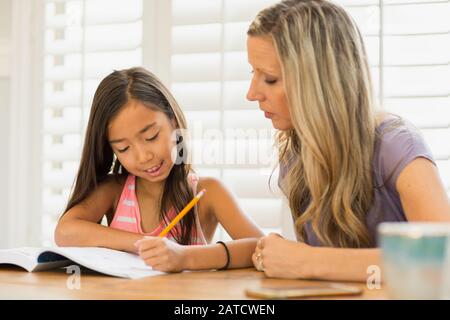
[158,189,207,238]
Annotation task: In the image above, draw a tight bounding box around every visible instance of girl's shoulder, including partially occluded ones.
[69,174,128,217]
[196,175,238,211]
[195,176,226,222]
[100,174,128,200]
[102,173,128,188]
[197,176,225,193]
[99,174,129,219]
[196,176,227,207]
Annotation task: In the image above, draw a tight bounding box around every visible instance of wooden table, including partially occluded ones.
[0,265,386,300]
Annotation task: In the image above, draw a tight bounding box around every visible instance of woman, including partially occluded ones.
[246,0,450,281]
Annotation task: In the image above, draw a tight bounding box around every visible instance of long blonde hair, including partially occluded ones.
[248,0,377,248]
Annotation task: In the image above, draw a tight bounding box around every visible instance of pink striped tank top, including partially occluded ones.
[109,174,207,245]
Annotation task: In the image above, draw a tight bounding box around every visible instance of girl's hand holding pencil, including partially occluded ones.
[134,189,206,272]
[135,236,188,272]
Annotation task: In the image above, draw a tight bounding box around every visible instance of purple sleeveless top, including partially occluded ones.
[279,116,435,247]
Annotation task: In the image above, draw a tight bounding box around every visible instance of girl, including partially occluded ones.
[246,0,450,281]
[55,67,263,272]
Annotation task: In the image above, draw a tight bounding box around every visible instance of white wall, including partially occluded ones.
[0,0,11,37]
[0,0,11,248]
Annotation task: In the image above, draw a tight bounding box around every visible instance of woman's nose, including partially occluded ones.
[246,80,264,102]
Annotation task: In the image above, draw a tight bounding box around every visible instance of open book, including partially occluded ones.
[0,247,165,279]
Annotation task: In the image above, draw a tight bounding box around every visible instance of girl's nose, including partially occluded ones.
[136,146,154,165]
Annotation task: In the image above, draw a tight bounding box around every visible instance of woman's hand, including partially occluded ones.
[135,236,188,273]
[252,233,316,279]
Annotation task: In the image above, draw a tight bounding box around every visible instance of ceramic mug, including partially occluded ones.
[378,222,450,299]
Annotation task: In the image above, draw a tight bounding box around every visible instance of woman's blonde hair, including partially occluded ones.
[248,0,377,247]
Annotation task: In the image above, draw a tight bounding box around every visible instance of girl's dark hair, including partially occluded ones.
[63,67,196,245]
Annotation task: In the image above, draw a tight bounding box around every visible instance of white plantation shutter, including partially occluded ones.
[42,0,144,246]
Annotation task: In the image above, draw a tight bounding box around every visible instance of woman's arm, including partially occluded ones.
[253,233,381,282]
[136,177,265,272]
[255,158,450,282]
[396,157,450,221]
[54,177,142,254]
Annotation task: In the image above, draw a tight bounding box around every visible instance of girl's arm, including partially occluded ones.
[54,177,143,254]
[136,177,264,271]
[184,177,265,270]
[255,158,450,282]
